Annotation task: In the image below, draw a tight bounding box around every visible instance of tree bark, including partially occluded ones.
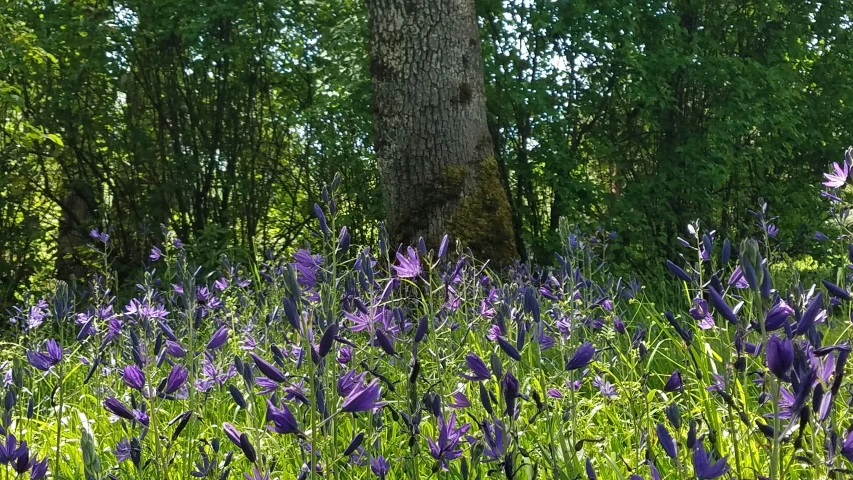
[366,0,517,265]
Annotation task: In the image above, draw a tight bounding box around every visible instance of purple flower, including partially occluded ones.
[814,231,830,241]
[593,375,617,398]
[586,458,597,480]
[392,247,421,278]
[666,260,692,283]
[243,466,270,480]
[841,430,853,462]
[162,365,188,395]
[496,336,521,361]
[613,316,626,334]
[206,326,229,350]
[823,161,849,188]
[342,378,386,413]
[565,342,595,371]
[0,434,26,465]
[663,370,683,392]
[337,346,353,365]
[114,438,132,463]
[266,399,299,435]
[547,388,563,399]
[370,455,390,479]
[438,234,450,258]
[727,265,749,289]
[89,228,109,243]
[448,391,471,409]
[250,353,287,383]
[460,353,491,381]
[766,334,794,379]
[477,419,507,461]
[796,292,824,335]
[26,339,63,372]
[338,370,368,397]
[656,423,677,459]
[764,300,793,331]
[823,280,851,301]
[502,371,519,416]
[689,298,715,330]
[255,377,279,396]
[122,365,146,391]
[149,246,162,261]
[223,423,242,447]
[427,413,471,468]
[291,249,324,289]
[104,397,135,421]
[692,442,730,479]
[707,287,738,325]
[165,340,186,358]
[765,224,778,238]
[29,456,48,480]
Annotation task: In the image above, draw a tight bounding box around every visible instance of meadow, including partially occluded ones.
[5,153,853,480]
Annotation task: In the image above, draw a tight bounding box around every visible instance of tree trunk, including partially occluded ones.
[366,0,517,265]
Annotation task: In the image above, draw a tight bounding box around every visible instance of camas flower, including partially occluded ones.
[689,298,715,330]
[427,413,471,469]
[565,342,595,371]
[223,423,242,448]
[370,455,390,479]
[121,365,146,391]
[206,326,229,350]
[727,266,749,289]
[292,249,324,289]
[841,430,853,462]
[663,370,683,392]
[665,260,692,283]
[460,353,491,381]
[243,465,271,480]
[692,442,730,479]
[342,378,386,412]
[593,375,617,398]
[265,399,299,435]
[656,423,677,459]
[392,247,421,278]
[162,365,188,395]
[823,161,849,188]
[476,419,507,461]
[114,438,132,463]
[337,346,353,365]
[796,292,824,336]
[822,280,851,301]
[0,434,27,465]
[338,370,368,397]
[250,353,287,383]
[104,397,134,421]
[448,391,470,409]
[766,335,794,379]
[26,339,63,371]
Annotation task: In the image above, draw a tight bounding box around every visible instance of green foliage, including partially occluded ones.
[4,0,853,304]
[479,0,853,268]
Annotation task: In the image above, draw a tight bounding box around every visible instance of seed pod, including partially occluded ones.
[343,432,364,457]
[228,385,247,409]
[239,433,257,463]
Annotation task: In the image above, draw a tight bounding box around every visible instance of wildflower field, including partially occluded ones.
[7,152,853,480]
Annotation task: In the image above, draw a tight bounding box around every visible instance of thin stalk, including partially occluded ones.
[770,376,781,480]
[54,360,64,474]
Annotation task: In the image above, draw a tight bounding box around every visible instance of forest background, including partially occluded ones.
[3,0,853,307]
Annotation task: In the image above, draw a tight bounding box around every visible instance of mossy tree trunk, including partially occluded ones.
[366,0,517,265]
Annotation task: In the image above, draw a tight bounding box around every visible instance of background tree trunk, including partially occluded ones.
[366,0,517,265]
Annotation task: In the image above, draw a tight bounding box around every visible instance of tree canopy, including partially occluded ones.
[2,0,852,304]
